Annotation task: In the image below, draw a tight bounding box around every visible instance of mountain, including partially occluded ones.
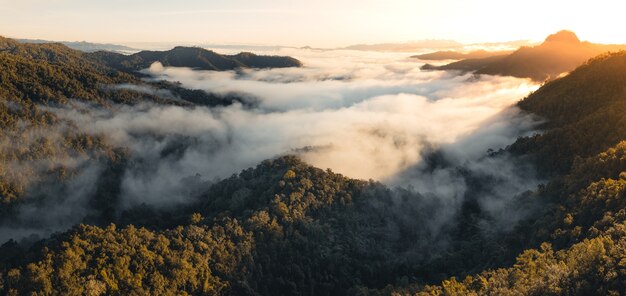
[17,38,138,53]
[87,46,302,73]
[422,30,626,81]
[412,49,513,61]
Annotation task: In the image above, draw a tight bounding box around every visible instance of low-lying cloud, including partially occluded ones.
[2,48,542,243]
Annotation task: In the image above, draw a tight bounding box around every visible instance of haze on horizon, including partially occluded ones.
[1,0,624,47]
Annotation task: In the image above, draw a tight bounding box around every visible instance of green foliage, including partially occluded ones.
[0,97,123,208]
[2,222,254,295]
[510,51,626,174]
[0,36,153,105]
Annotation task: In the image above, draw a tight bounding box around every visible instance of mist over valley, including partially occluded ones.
[1,3,626,293]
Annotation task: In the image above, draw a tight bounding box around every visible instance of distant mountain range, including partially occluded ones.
[412,49,514,61]
[17,38,138,53]
[344,39,532,53]
[421,30,626,81]
[88,46,302,72]
[344,40,463,52]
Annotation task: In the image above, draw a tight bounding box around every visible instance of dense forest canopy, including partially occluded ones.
[510,51,626,174]
[0,34,626,296]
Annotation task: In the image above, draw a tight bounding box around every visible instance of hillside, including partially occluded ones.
[509,51,626,173]
[383,51,626,295]
[87,46,302,73]
[0,36,252,107]
[0,37,254,209]
[422,30,626,81]
[0,36,156,105]
[0,152,537,295]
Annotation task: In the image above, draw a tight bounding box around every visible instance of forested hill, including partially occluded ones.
[87,46,303,73]
[422,30,626,81]
[0,35,157,105]
[0,36,258,106]
[2,39,626,295]
[0,36,301,105]
[0,37,258,209]
[509,51,626,174]
[386,51,626,295]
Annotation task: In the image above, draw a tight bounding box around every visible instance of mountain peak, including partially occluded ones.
[544,30,581,44]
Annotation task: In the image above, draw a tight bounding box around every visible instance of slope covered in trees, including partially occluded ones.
[0,36,137,209]
[87,46,302,73]
[379,51,626,295]
[0,37,254,209]
[0,36,146,105]
[509,51,626,174]
[422,30,626,81]
[1,152,537,294]
[385,145,626,295]
[0,36,253,107]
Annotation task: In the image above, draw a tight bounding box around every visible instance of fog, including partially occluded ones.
[1,48,542,243]
[130,48,538,184]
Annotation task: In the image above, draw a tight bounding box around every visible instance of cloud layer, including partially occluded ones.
[2,48,541,242]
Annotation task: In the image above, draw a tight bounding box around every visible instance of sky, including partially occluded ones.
[0,0,624,47]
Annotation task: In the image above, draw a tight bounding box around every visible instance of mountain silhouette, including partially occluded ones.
[544,30,581,43]
[87,46,302,73]
[422,30,626,81]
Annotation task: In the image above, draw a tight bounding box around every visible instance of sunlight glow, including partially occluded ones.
[0,0,624,46]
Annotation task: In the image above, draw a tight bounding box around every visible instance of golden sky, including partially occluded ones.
[0,0,623,46]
